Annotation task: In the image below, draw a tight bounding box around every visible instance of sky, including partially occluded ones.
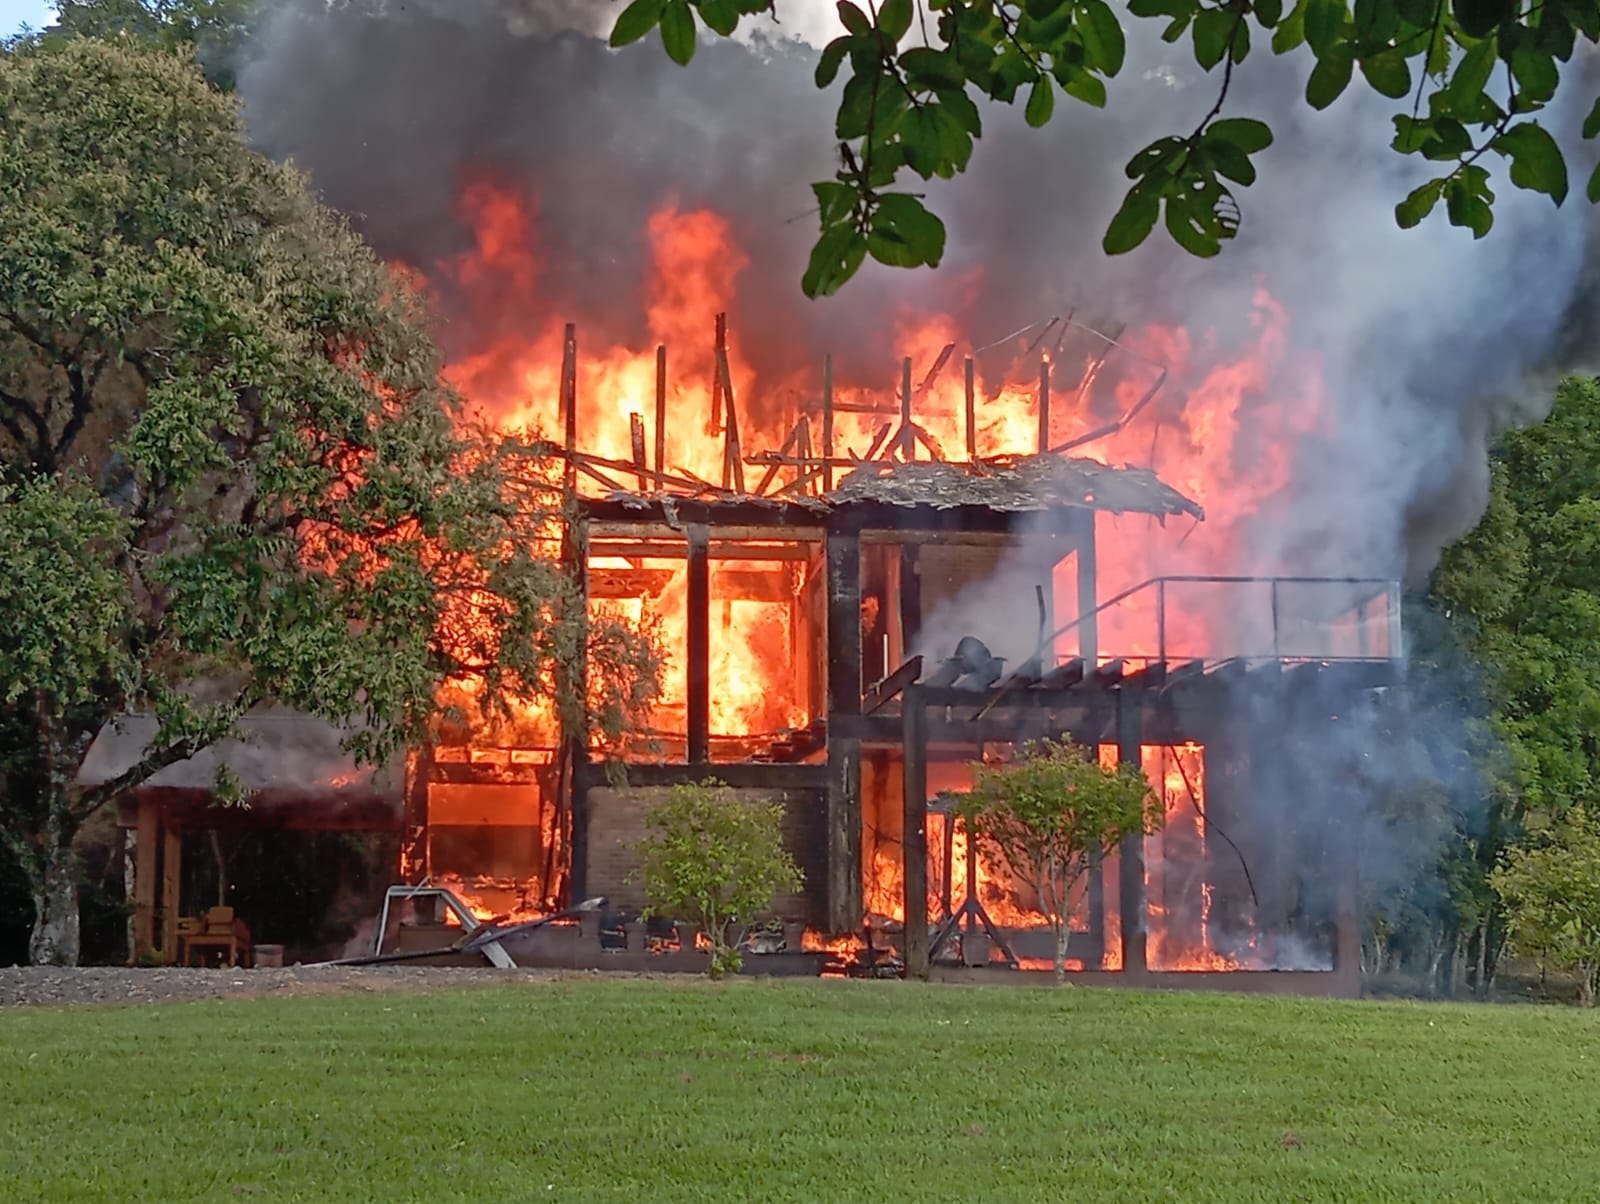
[2,0,54,35]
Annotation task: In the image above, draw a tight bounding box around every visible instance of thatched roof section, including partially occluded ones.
[825,455,1203,519]
[79,710,402,799]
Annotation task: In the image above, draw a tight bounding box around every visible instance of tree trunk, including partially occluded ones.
[1579,963,1596,1009]
[28,836,81,967]
[1054,921,1069,984]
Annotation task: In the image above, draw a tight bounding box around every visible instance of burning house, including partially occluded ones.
[383,294,1400,994]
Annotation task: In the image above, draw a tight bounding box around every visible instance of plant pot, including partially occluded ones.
[782,921,807,952]
[961,931,991,968]
[674,922,701,952]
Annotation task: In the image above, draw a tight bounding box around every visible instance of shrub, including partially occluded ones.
[636,782,802,978]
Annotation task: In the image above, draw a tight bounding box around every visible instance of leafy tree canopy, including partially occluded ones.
[612,0,1599,295]
[0,39,657,965]
[1491,803,1600,1005]
[8,0,253,86]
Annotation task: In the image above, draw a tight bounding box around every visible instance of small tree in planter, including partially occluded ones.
[956,739,1162,982]
[636,781,803,979]
[1491,805,1600,1006]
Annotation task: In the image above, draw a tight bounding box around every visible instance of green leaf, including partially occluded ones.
[1306,48,1354,109]
[1304,0,1347,55]
[900,47,967,89]
[1273,0,1308,51]
[1444,172,1495,237]
[659,0,696,65]
[1206,117,1273,154]
[1395,178,1444,228]
[817,36,853,87]
[1494,122,1569,204]
[836,0,871,35]
[696,0,740,35]
[878,0,912,41]
[1103,184,1161,254]
[1164,192,1223,257]
[1127,0,1194,15]
[1587,160,1600,203]
[811,180,855,225]
[1359,49,1411,99]
[837,72,876,138]
[1078,0,1127,75]
[872,192,946,266]
[1443,38,1497,109]
[1206,141,1258,185]
[1255,0,1284,27]
[1025,74,1055,127]
[1453,0,1512,39]
[1511,44,1560,105]
[1061,70,1107,107]
[802,222,867,298]
[1192,8,1234,69]
[1124,135,1187,180]
[936,87,983,136]
[609,0,665,47]
[1584,96,1600,141]
[901,105,945,175]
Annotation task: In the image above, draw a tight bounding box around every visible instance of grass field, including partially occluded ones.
[3,979,1598,1202]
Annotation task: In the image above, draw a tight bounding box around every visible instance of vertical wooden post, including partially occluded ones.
[629,413,647,490]
[1116,688,1147,975]
[161,820,182,964]
[1075,508,1098,666]
[401,742,432,884]
[715,317,745,492]
[133,793,158,960]
[898,545,921,661]
[654,344,667,477]
[902,685,930,978]
[561,323,577,495]
[825,530,864,932]
[964,357,977,461]
[686,523,711,763]
[899,356,913,460]
[1037,357,1051,453]
[822,354,835,492]
[710,313,726,434]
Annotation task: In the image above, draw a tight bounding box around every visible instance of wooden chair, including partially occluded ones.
[180,906,253,968]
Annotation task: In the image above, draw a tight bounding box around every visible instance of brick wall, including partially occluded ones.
[583,785,824,922]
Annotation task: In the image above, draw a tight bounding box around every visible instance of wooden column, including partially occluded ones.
[1075,508,1098,665]
[1037,358,1051,452]
[561,323,577,494]
[901,685,930,978]
[161,820,182,964]
[654,344,667,477]
[898,544,921,658]
[132,793,159,960]
[1116,686,1147,975]
[825,530,863,931]
[687,523,710,764]
[964,357,977,461]
[899,357,913,459]
[822,354,835,492]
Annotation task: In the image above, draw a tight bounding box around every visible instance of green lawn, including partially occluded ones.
[3,980,1598,1202]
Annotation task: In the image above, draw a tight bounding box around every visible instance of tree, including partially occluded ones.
[611,0,1596,295]
[635,782,803,978]
[5,1,254,87]
[1491,805,1600,1005]
[0,40,658,965]
[955,738,1160,981]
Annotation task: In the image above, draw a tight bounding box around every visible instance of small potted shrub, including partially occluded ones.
[636,781,803,979]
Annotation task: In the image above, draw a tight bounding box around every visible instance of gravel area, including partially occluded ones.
[0,965,600,1009]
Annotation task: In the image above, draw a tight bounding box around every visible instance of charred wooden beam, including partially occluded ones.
[686,524,710,763]
[964,356,977,461]
[575,762,827,790]
[898,356,913,459]
[822,354,835,492]
[1037,357,1051,453]
[1092,657,1126,687]
[825,735,863,932]
[826,533,863,715]
[561,323,577,495]
[587,567,677,599]
[862,654,924,715]
[654,344,667,477]
[629,412,647,490]
[917,342,957,397]
[1116,686,1147,974]
[902,684,930,977]
[1040,657,1085,690]
[899,541,922,657]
